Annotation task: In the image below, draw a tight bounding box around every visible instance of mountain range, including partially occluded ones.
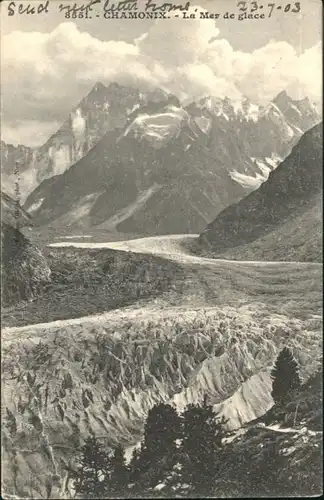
[198,122,323,262]
[1,82,320,235]
[1,82,148,200]
[2,88,322,499]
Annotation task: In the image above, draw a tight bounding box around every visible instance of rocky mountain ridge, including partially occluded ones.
[2,83,320,202]
[1,191,33,229]
[2,82,163,201]
[1,192,51,306]
[21,85,320,235]
[198,122,323,262]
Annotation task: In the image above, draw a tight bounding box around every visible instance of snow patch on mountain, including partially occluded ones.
[197,97,230,120]
[232,100,260,122]
[96,183,162,230]
[290,103,303,117]
[194,116,212,134]
[71,108,86,137]
[262,102,295,139]
[127,103,140,115]
[27,197,45,213]
[47,144,72,176]
[229,170,266,189]
[70,109,88,161]
[54,192,103,227]
[265,156,280,169]
[230,152,285,189]
[124,106,189,147]
[197,96,261,123]
[255,159,271,177]
[264,102,283,119]
[291,124,304,135]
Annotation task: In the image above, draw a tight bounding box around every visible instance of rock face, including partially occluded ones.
[1,191,33,229]
[198,123,323,262]
[23,106,245,235]
[1,224,51,305]
[218,370,322,497]
[1,192,51,306]
[1,142,33,197]
[188,90,320,160]
[2,84,320,206]
[23,87,320,235]
[1,82,152,201]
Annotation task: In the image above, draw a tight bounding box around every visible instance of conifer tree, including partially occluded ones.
[143,402,181,458]
[271,347,301,403]
[181,396,226,496]
[73,436,111,499]
[109,445,129,496]
[131,403,181,494]
[262,440,286,495]
[129,446,147,495]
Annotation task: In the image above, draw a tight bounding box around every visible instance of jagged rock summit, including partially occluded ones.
[22,85,320,235]
[2,82,320,208]
[1,81,151,201]
[198,122,323,262]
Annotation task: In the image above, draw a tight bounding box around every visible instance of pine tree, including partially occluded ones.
[143,403,181,459]
[129,446,144,492]
[271,347,301,403]
[108,445,129,497]
[73,437,111,499]
[181,396,226,496]
[225,438,286,497]
[131,403,181,494]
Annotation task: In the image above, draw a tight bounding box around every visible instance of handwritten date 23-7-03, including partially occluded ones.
[237,1,301,18]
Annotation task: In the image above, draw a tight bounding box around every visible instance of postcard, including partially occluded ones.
[1,0,322,498]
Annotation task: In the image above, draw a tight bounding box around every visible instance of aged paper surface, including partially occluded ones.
[1,0,322,498]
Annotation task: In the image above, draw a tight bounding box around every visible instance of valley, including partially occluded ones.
[2,114,322,497]
[2,234,322,498]
[2,235,322,328]
[1,41,322,496]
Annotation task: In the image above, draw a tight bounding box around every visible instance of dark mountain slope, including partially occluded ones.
[1,223,51,306]
[198,123,323,262]
[211,193,322,262]
[1,142,33,197]
[24,108,245,235]
[217,368,322,497]
[1,191,33,228]
[1,192,51,305]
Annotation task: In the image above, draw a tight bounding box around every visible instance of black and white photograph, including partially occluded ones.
[1,0,323,497]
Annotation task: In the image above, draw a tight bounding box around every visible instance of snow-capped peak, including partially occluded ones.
[195,96,261,123]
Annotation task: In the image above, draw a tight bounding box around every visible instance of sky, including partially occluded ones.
[1,0,322,147]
